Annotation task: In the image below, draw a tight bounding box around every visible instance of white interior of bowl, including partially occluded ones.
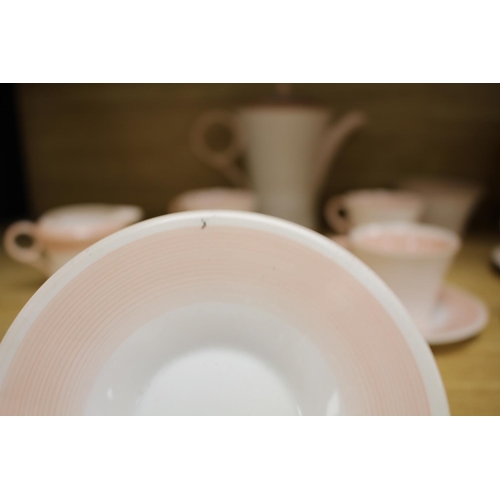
[86,302,340,415]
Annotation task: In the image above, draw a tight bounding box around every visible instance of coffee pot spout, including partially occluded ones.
[313,111,367,192]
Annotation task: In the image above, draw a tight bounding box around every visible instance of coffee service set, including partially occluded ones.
[4,98,488,347]
[0,94,491,415]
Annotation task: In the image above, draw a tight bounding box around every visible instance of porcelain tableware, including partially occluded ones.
[424,285,488,345]
[191,102,366,228]
[329,230,488,345]
[0,211,447,415]
[350,222,461,332]
[325,189,424,234]
[3,204,143,277]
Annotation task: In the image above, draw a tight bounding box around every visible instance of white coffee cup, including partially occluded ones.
[3,204,143,277]
[325,189,424,234]
[399,177,483,234]
[167,188,257,213]
[350,221,461,331]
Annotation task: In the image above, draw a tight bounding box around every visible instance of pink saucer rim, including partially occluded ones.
[423,284,489,346]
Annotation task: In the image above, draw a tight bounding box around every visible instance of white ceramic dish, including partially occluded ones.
[424,285,489,345]
[0,211,448,415]
[328,233,488,346]
[324,189,424,234]
[192,105,366,228]
[349,222,461,332]
[329,235,486,345]
[3,204,143,276]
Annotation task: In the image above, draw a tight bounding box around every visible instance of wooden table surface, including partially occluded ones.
[0,234,499,415]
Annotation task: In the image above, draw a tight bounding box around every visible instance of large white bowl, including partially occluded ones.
[0,211,448,415]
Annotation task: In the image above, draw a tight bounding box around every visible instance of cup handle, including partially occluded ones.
[324,196,351,234]
[190,109,249,188]
[3,221,47,274]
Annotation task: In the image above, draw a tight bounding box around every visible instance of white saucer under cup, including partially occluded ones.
[0,211,448,415]
[424,285,489,345]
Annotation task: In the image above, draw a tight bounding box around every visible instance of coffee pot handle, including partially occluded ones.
[190,109,249,188]
[3,221,48,275]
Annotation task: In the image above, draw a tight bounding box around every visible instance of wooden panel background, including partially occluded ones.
[16,84,500,230]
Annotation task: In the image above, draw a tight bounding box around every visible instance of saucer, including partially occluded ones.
[0,211,447,415]
[423,284,489,345]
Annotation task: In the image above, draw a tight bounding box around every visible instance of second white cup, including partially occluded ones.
[325,189,424,234]
[350,221,461,331]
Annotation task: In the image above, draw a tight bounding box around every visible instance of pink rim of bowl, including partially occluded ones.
[0,211,449,415]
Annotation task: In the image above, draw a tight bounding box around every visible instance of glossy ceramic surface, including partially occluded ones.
[325,189,424,234]
[350,222,461,332]
[424,285,489,345]
[0,212,448,415]
[3,204,143,276]
[191,107,366,228]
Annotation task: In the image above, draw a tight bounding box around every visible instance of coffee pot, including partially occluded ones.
[191,91,366,228]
